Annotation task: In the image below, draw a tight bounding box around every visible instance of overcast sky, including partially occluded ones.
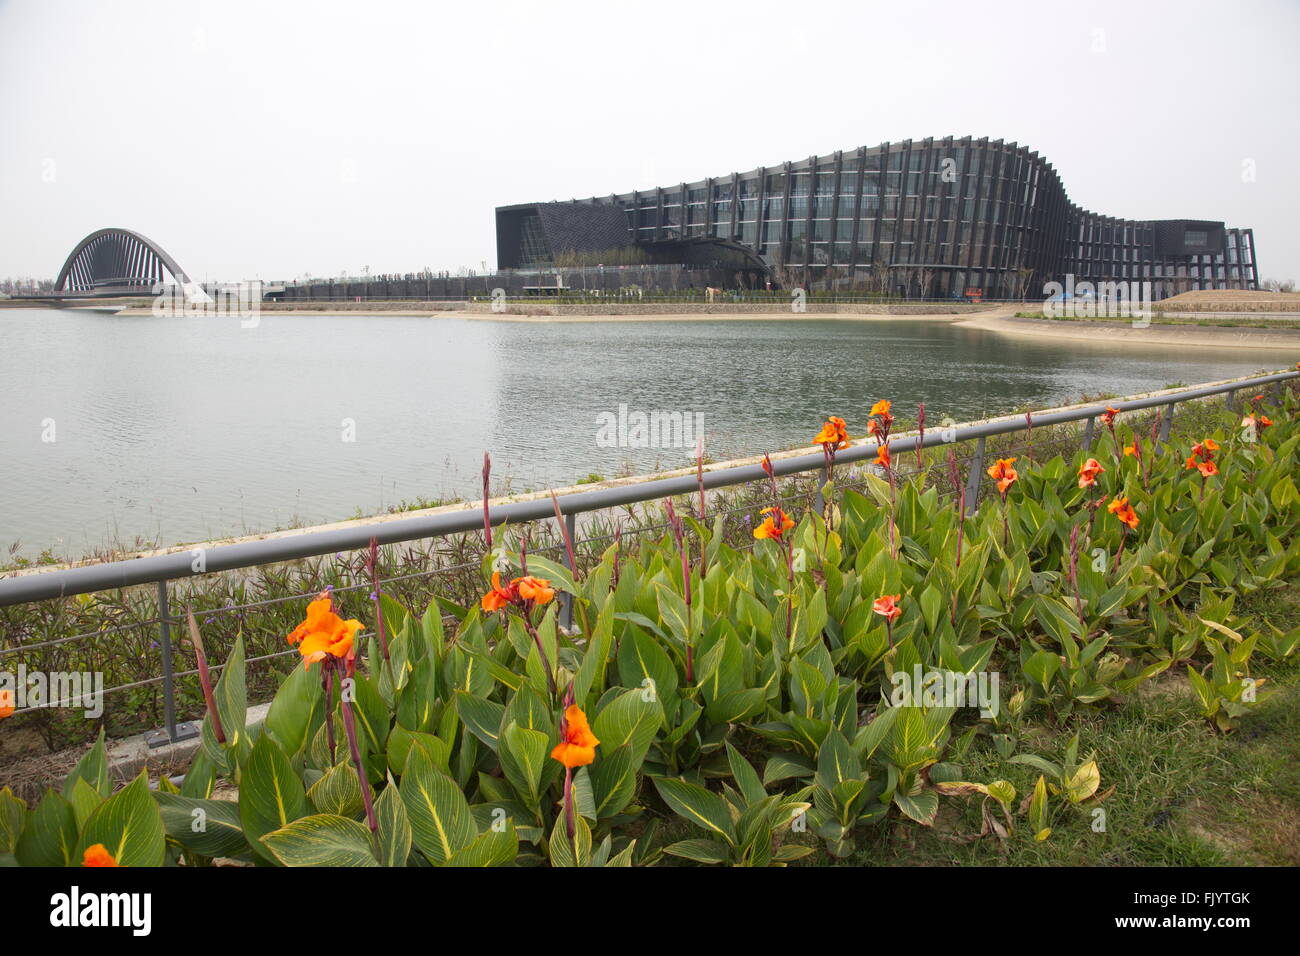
[2,0,1297,283]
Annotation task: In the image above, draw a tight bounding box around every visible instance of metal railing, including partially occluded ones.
[1,369,1296,746]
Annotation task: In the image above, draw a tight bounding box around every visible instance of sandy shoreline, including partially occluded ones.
[111,303,1300,348]
[955,312,1300,351]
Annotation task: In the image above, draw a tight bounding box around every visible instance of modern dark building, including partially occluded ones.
[496,136,1258,299]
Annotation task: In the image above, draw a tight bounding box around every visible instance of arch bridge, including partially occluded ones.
[54,228,191,297]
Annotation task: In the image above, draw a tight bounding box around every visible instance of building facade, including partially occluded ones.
[497,136,1258,299]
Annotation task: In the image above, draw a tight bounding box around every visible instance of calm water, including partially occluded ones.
[1,307,1294,557]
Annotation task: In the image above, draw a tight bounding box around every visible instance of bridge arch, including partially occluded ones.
[54,228,191,295]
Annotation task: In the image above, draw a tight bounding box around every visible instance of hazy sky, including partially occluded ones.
[2,0,1297,283]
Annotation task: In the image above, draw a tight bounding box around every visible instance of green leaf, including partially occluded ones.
[399,748,475,865]
[262,813,379,867]
[652,777,736,845]
[62,729,109,799]
[77,772,166,867]
[548,813,593,867]
[589,744,638,819]
[154,793,249,860]
[892,789,939,826]
[0,789,25,856]
[374,779,413,867]
[239,732,309,864]
[499,722,550,809]
[727,743,768,806]
[454,692,506,752]
[306,762,365,818]
[68,778,103,830]
[592,688,660,762]
[264,663,322,758]
[446,824,518,866]
[663,838,730,864]
[15,790,77,867]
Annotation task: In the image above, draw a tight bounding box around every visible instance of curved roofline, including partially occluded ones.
[55,227,191,291]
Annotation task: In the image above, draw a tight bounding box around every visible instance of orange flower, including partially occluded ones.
[1259,415,1274,430]
[873,444,891,469]
[1196,460,1219,478]
[986,457,1018,495]
[870,399,894,421]
[1077,458,1105,488]
[0,689,14,720]
[514,575,555,606]
[550,704,600,769]
[287,596,363,670]
[480,571,518,612]
[1186,438,1221,469]
[753,506,795,540]
[1107,496,1139,529]
[872,594,902,622]
[1100,406,1120,427]
[83,843,119,867]
[812,415,849,449]
[1123,443,1138,458]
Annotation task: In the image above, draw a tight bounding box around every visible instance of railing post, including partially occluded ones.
[964,436,986,512]
[560,512,577,632]
[1155,401,1175,452]
[146,579,198,748]
[1081,416,1095,451]
[814,462,828,516]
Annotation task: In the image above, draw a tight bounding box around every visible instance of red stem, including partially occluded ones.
[338,666,377,833]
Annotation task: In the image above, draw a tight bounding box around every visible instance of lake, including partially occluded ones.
[0,307,1293,558]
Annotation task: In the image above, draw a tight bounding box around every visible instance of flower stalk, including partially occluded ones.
[186,608,225,745]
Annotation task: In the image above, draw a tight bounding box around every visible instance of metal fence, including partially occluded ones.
[1,369,1296,747]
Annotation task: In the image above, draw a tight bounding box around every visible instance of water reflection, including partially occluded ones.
[0,308,1292,556]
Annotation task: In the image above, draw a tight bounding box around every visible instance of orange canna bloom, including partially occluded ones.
[1107,496,1139,529]
[874,444,891,469]
[812,415,850,450]
[753,506,795,540]
[1196,460,1219,478]
[0,688,14,720]
[1186,438,1221,469]
[870,399,894,422]
[83,843,119,867]
[514,575,555,606]
[480,571,518,612]
[872,594,902,622]
[1123,443,1138,457]
[1100,406,1120,427]
[987,457,1018,495]
[1077,458,1105,487]
[287,596,364,670]
[1259,415,1274,430]
[550,704,600,769]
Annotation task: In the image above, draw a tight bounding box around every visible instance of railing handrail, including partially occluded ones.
[1,369,1295,609]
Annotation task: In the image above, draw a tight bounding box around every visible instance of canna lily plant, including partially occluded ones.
[3,379,1295,868]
